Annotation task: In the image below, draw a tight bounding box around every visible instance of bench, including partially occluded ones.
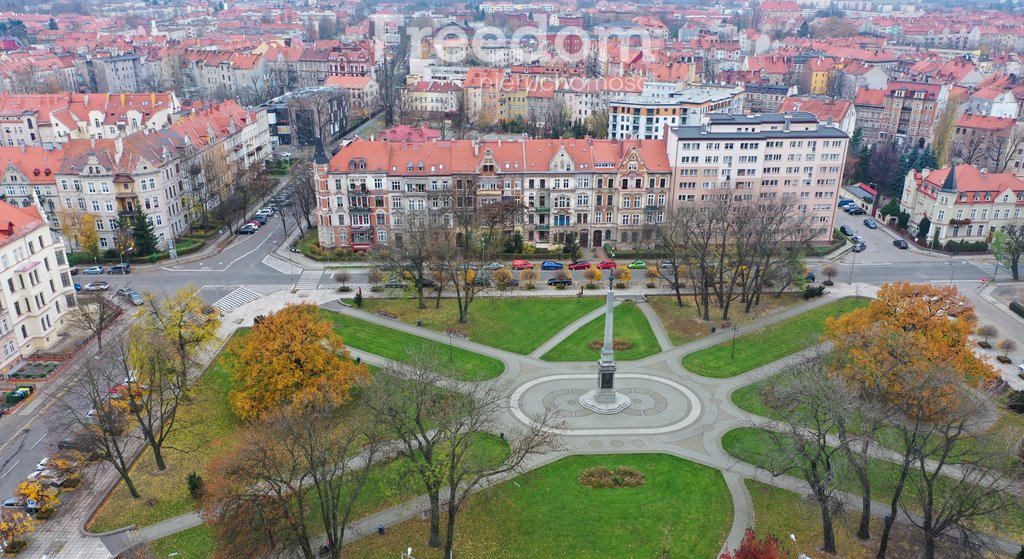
[377,311,398,319]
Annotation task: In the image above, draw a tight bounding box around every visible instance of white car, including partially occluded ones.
[256,208,273,216]
[35,457,49,471]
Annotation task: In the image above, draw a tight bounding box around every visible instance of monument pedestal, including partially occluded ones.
[579,388,632,414]
[579,357,631,414]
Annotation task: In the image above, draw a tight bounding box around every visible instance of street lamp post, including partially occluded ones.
[447,330,453,363]
[731,325,738,359]
[848,247,858,284]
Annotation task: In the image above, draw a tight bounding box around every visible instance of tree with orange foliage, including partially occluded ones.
[228,304,369,421]
[825,282,995,406]
[719,528,784,559]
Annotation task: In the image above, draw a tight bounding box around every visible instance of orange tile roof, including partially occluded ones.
[0,200,44,247]
[956,114,1015,131]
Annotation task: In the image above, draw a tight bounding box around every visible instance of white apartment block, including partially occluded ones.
[666,112,849,243]
[0,201,76,375]
[609,84,745,140]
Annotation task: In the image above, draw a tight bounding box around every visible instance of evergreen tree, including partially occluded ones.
[850,127,863,152]
[918,146,938,170]
[854,145,872,184]
[798,21,810,37]
[917,216,931,243]
[132,213,159,256]
[47,18,57,30]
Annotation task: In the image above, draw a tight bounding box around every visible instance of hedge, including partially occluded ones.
[942,240,989,253]
[1010,301,1024,319]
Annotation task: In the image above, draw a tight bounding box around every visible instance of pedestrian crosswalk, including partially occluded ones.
[294,270,323,290]
[212,287,263,312]
[261,254,302,275]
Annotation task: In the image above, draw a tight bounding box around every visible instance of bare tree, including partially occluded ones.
[390,221,435,309]
[203,397,385,559]
[367,350,561,556]
[287,159,317,231]
[375,40,409,127]
[68,292,120,353]
[60,360,141,498]
[761,354,853,554]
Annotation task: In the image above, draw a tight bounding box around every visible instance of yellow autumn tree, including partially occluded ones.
[228,304,368,421]
[76,212,100,258]
[825,282,995,410]
[14,480,59,513]
[0,509,33,549]
[613,265,631,286]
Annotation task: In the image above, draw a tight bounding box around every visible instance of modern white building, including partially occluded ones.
[609,83,745,140]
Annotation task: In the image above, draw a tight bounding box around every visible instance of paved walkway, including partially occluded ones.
[45,279,1024,558]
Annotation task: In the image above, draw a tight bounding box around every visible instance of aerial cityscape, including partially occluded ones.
[0,0,1021,557]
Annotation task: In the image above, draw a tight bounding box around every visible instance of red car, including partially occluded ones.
[596,259,617,270]
[512,259,534,270]
[568,260,591,270]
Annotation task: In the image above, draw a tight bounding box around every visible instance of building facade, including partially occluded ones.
[666,113,850,243]
[900,164,1024,246]
[0,201,76,375]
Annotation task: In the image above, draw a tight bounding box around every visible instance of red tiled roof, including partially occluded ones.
[955,114,1015,131]
[779,97,851,123]
[854,88,886,106]
[0,200,44,247]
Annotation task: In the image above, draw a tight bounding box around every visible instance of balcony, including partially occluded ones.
[534,207,550,213]
[536,224,550,231]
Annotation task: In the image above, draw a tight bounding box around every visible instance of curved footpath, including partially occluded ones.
[30,280,1024,559]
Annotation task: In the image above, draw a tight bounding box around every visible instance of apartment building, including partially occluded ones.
[54,101,269,252]
[666,113,850,243]
[0,201,76,375]
[853,88,885,146]
[0,92,181,149]
[315,136,672,251]
[609,84,745,140]
[900,164,1024,245]
[881,81,944,148]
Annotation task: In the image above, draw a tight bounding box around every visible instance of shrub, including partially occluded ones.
[353,291,363,307]
[369,286,383,293]
[1010,301,1024,319]
[1008,391,1024,414]
[803,285,826,299]
[587,339,633,350]
[6,540,26,554]
[943,239,988,253]
[35,508,55,520]
[187,472,204,499]
[578,466,646,488]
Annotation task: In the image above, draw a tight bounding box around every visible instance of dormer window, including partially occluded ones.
[407,162,414,171]
[417,162,424,172]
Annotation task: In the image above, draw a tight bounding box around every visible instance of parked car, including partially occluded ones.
[252,215,268,225]
[568,260,590,270]
[852,243,867,253]
[107,263,131,275]
[483,262,505,271]
[84,281,109,291]
[627,260,647,270]
[849,235,864,244]
[541,260,564,270]
[512,259,534,270]
[547,277,572,287]
[418,278,438,288]
[2,498,36,513]
[839,225,855,236]
[35,458,50,471]
[469,275,491,287]
[69,267,79,276]
[596,259,617,270]
[846,206,866,215]
[82,266,104,275]
[863,218,878,229]
[837,198,854,207]
[383,278,406,289]
[237,224,258,235]
[660,260,675,269]
[247,220,262,228]
[893,239,909,249]
[74,283,81,292]
[117,288,144,306]
[256,208,273,217]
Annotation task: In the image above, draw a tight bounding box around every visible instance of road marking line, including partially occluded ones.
[30,434,45,450]
[160,221,281,273]
[1,460,20,478]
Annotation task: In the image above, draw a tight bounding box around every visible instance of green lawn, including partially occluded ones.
[361,297,604,354]
[147,435,510,559]
[730,378,779,418]
[344,454,732,559]
[88,333,247,533]
[682,297,870,378]
[722,427,1024,542]
[323,311,505,380]
[541,301,661,361]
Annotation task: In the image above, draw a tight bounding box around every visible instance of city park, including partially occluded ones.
[78,273,1024,559]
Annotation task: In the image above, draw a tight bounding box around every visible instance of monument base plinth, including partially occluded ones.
[579,389,631,415]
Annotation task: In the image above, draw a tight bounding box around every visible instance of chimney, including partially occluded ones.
[5,222,13,236]
[115,137,123,163]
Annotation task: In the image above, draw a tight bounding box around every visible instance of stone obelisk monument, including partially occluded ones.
[579,271,631,414]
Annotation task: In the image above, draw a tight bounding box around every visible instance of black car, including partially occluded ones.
[846,207,866,215]
[863,218,878,229]
[253,215,268,225]
[893,239,909,249]
[107,263,131,275]
[839,225,855,236]
[417,278,438,288]
[547,277,572,287]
